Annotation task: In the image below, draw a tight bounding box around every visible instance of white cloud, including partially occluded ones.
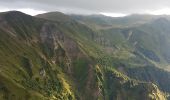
[1,0,170,15]
[146,8,170,15]
[16,8,46,15]
[0,8,46,16]
[100,12,127,17]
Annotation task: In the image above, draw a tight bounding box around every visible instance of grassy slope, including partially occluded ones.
[70,14,170,99]
[0,11,76,100]
[0,11,167,100]
[37,12,169,99]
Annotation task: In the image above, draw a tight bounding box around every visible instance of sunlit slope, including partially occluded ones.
[0,11,167,100]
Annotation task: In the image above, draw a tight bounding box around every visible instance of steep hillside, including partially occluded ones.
[70,13,170,99]
[96,18,170,67]
[70,14,170,96]
[0,11,168,100]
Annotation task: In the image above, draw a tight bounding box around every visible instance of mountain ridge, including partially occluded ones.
[0,11,169,100]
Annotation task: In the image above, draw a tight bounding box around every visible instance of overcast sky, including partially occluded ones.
[0,0,170,17]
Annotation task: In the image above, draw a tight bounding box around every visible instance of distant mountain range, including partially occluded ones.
[0,11,170,100]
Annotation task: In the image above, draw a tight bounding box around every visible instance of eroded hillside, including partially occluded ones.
[0,11,168,100]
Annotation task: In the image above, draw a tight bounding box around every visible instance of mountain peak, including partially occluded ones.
[0,10,30,16]
[0,10,33,22]
[36,11,72,22]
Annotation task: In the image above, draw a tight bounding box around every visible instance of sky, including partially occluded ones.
[1,0,170,17]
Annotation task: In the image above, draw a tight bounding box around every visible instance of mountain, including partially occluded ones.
[0,11,169,100]
[36,11,73,22]
[70,13,170,66]
[71,13,170,95]
[70,14,170,30]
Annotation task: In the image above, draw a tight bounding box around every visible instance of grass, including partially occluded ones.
[0,11,169,100]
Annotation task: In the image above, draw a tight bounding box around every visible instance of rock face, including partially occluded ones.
[0,11,169,100]
[104,69,165,100]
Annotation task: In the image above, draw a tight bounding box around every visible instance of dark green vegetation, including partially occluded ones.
[0,11,170,100]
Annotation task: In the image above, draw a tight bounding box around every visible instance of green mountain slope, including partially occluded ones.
[0,11,168,100]
[71,13,170,95]
[70,14,170,30]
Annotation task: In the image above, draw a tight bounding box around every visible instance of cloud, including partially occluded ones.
[100,12,127,17]
[0,7,46,16]
[146,8,170,15]
[0,0,170,16]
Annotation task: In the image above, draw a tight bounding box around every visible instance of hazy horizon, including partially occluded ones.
[2,9,170,18]
[1,0,170,17]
